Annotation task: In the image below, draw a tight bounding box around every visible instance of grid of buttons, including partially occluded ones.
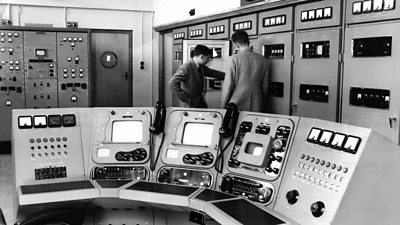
[294,154,348,192]
[29,136,70,159]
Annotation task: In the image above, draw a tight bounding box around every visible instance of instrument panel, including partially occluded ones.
[12,106,400,225]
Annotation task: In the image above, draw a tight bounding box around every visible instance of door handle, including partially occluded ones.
[124,72,128,80]
[389,114,397,128]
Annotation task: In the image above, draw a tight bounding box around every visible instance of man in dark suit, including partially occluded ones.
[221,30,271,112]
[169,45,225,108]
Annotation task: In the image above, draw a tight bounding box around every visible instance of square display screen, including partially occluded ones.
[182,123,213,146]
[112,121,143,143]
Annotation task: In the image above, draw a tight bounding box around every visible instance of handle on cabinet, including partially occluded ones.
[389,115,397,128]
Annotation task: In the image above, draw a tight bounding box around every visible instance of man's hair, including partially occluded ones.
[193,45,213,56]
[231,30,250,45]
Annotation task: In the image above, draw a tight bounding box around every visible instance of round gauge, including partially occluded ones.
[101,51,118,68]
[48,115,62,128]
[62,114,76,127]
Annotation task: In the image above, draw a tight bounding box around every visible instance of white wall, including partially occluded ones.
[0,0,157,107]
[153,0,241,26]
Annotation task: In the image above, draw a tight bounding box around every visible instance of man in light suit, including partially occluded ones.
[169,45,225,108]
[221,30,271,112]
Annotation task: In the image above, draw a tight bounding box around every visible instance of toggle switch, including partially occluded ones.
[71,96,77,102]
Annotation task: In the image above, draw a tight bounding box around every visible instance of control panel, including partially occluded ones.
[12,106,400,225]
[207,19,229,40]
[89,108,153,181]
[24,31,58,109]
[230,14,258,36]
[274,117,400,225]
[301,41,330,58]
[352,36,392,57]
[349,87,390,109]
[0,28,91,143]
[57,32,89,107]
[12,108,87,186]
[221,112,298,206]
[346,0,398,24]
[155,108,225,188]
[299,84,329,103]
[295,0,341,30]
[0,30,25,141]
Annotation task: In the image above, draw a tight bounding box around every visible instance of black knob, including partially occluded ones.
[286,190,299,205]
[310,201,325,217]
[158,169,171,183]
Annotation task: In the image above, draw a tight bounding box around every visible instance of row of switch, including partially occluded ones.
[0,48,15,53]
[300,154,349,173]
[60,83,87,90]
[0,86,23,92]
[63,68,85,73]
[66,57,80,61]
[31,151,69,159]
[297,162,345,181]
[30,144,68,150]
[3,66,21,71]
[0,38,19,43]
[62,73,85,78]
[293,170,341,192]
[0,60,21,65]
[0,32,19,37]
[29,136,68,143]
[61,37,84,42]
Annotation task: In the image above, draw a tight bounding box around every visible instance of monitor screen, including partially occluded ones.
[182,123,213,146]
[245,142,263,156]
[112,121,143,143]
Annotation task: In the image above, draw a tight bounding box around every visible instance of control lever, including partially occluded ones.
[389,114,397,128]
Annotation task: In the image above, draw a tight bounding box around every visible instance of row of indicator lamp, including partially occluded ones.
[174,32,185,40]
[18,114,76,129]
[0,32,20,37]
[307,127,361,154]
[353,0,395,15]
[61,37,84,42]
[301,7,333,22]
[190,29,203,38]
[263,15,286,27]
[233,21,252,31]
[209,25,225,35]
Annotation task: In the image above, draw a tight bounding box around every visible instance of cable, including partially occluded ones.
[150,132,165,172]
[214,135,234,173]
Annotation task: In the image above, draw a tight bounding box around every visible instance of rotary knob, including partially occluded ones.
[272,139,284,151]
[310,201,325,217]
[286,190,299,205]
[158,168,171,183]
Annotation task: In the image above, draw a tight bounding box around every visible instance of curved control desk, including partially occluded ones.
[17,180,298,225]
